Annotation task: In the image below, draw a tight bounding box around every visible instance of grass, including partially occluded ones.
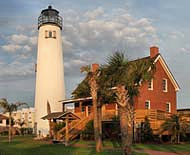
[133,143,190,152]
[0,136,123,155]
[1,136,189,155]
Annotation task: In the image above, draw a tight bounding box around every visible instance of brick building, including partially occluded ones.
[134,47,179,113]
[56,46,180,140]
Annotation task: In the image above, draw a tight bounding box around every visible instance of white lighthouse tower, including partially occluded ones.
[35,6,65,135]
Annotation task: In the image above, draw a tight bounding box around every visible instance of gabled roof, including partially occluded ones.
[154,54,180,91]
[41,112,80,120]
[59,97,92,104]
[131,54,180,91]
[0,114,8,120]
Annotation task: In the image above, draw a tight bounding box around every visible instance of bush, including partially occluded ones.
[0,131,8,136]
[82,120,94,140]
[53,122,65,132]
[140,116,154,142]
[20,128,33,135]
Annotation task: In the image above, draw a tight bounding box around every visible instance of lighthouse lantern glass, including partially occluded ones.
[38,6,63,30]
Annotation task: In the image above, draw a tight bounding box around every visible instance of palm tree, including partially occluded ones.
[161,114,190,144]
[101,52,154,155]
[0,98,27,143]
[80,65,102,152]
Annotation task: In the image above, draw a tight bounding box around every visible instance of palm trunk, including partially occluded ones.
[116,85,132,155]
[8,113,11,143]
[119,106,132,155]
[177,132,180,144]
[90,74,102,152]
[93,98,100,152]
[97,105,102,151]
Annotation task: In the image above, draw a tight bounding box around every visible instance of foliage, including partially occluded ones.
[82,120,94,134]
[53,122,65,132]
[82,120,94,140]
[20,128,33,135]
[161,114,190,144]
[72,52,155,104]
[0,98,27,143]
[72,79,91,99]
[140,116,154,142]
[0,98,27,114]
[101,52,155,155]
[101,52,155,102]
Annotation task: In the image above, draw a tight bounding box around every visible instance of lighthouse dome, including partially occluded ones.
[38,5,63,29]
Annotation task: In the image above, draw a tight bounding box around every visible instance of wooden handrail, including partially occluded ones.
[57,112,94,140]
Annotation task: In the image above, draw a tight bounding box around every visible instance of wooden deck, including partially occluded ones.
[56,107,173,142]
[135,109,172,134]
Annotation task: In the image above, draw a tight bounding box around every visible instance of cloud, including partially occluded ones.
[62,7,158,77]
[0,60,34,80]
[0,6,159,97]
[85,7,104,19]
[9,34,28,44]
[181,47,190,54]
[169,31,185,40]
[1,44,22,52]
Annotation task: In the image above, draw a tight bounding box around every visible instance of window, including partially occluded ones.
[162,79,167,92]
[45,30,56,39]
[49,31,52,38]
[145,100,150,109]
[53,31,56,38]
[166,102,171,112]
[148,79,153,90]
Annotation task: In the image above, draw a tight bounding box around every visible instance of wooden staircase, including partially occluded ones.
[57,112,94,141]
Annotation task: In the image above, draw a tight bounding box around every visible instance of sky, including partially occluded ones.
[0,0,189,109]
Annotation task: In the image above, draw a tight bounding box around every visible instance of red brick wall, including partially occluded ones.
[134,59,177,114]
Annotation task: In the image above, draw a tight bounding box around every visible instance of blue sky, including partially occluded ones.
[0,0,189,109]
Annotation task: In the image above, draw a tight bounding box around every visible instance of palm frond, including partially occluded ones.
[0,98,9,112]
[80,65,91,73]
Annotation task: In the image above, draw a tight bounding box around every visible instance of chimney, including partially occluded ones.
[91,64,99,72]
[150,46,159,58]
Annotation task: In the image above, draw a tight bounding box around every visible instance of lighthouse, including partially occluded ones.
[35,6,65,135]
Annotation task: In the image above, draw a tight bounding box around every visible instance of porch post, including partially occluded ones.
[85,106,89,117]
[79,101,82,112]
[65,117,69,146]
[115,103,118,116]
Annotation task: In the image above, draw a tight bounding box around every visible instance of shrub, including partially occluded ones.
[140,116,154,142]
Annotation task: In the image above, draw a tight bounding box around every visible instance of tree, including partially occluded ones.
[161,114,190,144]
[72,66,114,152]
[80,65,102,152]
[0,98,27,143]
[101,52,154,155]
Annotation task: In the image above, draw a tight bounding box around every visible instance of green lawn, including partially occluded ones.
[0,136,123,155]
[133,143,190,152]
[1,136,190,155]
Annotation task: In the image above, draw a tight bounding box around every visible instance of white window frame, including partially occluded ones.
[166,102,171,113]
[148,78,153,90]
[45,30,48,38]
[162,78,168,92]
[145,100,150,109]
